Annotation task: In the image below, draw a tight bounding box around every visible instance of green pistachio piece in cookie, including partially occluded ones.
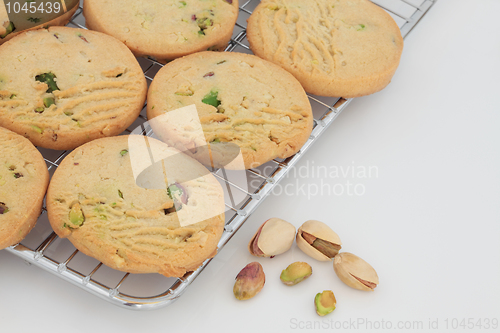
[34,107,44,113]
[43,97,55,108]
[167,182,188,210]
[202,90,221,108]
[197,17,213,30]
[31,125,43,134]
[120,149,128,156]
[13,172,23,178]
[357,24,366,31]
[0,202,9,214]
[175,91,194,96]
[179,1,187,7]
[35,72,59,93]
[211,138,220,143]
[69,203,85,226]
[77,33,89,43]
[118,189,124,199]
[0,22,15,39]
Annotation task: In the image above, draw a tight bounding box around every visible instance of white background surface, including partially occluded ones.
[1,1,499,332]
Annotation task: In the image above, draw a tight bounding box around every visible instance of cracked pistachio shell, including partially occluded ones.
[333,252,379,291]
[296,220,342,261]
[248,218,296,257]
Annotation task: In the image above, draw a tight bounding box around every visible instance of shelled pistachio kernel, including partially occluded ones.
[333,252,379,291]
[296,220,341,261]
[315,290,336,316]
[69,203,84,227]
[280,262,312,286]
[233,262,265,300]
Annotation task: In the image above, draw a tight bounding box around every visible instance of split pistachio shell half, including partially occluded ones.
[333,252,379,291]
[248,218,296,257]
[296,220,342,261]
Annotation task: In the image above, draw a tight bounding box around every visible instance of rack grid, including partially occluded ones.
[5,0,436,310]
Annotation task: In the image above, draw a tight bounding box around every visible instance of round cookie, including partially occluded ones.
[247,0,404,98]
[0,27,147,150]
[0,0,79,45]
[147,51,314,169]
[0,126,49,250]
[83,0,239,62]
[46,135,225,277]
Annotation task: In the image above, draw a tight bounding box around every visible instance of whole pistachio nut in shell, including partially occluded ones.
[296,220,342,261]
[333,252,379,291]
[233,262,266,300]
[280,262,312,286]
[314,290,337,316]
[248,218,296,257]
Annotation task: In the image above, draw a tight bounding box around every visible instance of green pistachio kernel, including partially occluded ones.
[167,184,183,200]
[315,290,337,316]
[35,72,59,93]
[0,22,15,39]
[43,97,55,108]
[175,91,194,96]
[202,90,221,107]
[0,202,9,214]
[120,149,128,156]
[69,203,85,226]
[31,125,42,134]
[197,17,213,30]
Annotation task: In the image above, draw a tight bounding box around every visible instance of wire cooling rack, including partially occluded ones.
[5,0,436,310]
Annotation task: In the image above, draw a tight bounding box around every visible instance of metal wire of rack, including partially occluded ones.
[4,0,436,310]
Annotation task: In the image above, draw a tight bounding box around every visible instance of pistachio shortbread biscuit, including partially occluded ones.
[47,135,225,277]
[83,0,239,62]
[0,27,147,150]
[247,0,404,98]
[0,126,49,249]
[0,0,79,45]
[147,51,313,169]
